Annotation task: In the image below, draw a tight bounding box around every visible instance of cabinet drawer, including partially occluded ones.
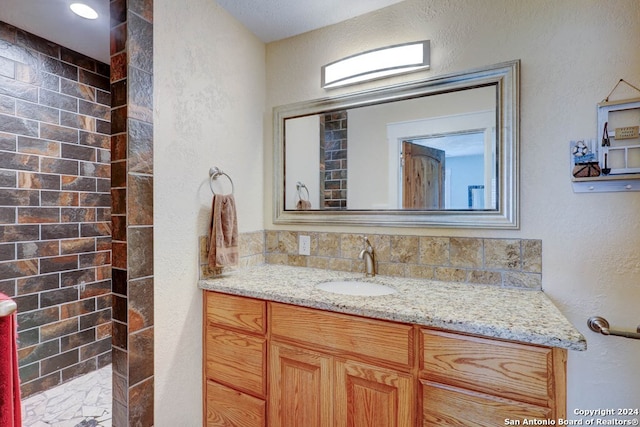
[206,380,265,427]
[421,380,551,426]
[270,302,413,369]
[206,327,266,397]
[205,291,266,334]
[421,329,553,407]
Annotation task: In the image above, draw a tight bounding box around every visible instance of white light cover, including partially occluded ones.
[70,3,99,20]
[322,40,430,89]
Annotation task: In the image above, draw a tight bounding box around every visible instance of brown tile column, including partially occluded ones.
[110,0,154,426]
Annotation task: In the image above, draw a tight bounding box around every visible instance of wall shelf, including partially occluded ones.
[572,174,640,193]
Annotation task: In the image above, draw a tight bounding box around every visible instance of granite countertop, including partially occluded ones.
[198,264,586,351]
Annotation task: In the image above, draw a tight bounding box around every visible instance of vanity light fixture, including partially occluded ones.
[321,40,430,89]
[70,3,99,20]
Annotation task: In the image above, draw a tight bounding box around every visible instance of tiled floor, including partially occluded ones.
[21,365,112,427]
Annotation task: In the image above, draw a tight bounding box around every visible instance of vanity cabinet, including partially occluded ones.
[419,329,566,426]
[203,292,267,426]
[203,291,567,427]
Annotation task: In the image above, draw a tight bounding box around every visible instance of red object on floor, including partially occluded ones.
[0,293,22,427]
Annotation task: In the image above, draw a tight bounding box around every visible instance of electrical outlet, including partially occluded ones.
[299,235,311,256]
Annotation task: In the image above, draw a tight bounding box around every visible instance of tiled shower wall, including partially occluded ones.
[321,111,348,208]
[0,22,112,397]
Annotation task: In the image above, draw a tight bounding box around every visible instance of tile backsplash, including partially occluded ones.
[200,230,542,290]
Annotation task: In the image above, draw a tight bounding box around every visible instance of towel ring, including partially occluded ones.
[209,167,234,195]
[296,181,309,201]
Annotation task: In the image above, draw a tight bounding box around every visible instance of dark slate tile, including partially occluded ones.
[60,79,96,101]
[40,190,79,207]
[111,79,126,108]
[0,169,17,187]
[79,308,111,330]
[0,94,15,114]
[130,0,153,22]
[40,55,77,80]
[112,294,127,323]
[112,215,126,242]
[128,67,152,123]
[0,207,16,224]
[20,371,61,399]
[112,268,127,296]
[0,75,38,102]
[111,160,126,188]
[97,178,110,193]
[17,136,60,156]
[111,106,127,134]
[96,119,110,135]
[61,268,95,288]
[16,240,59,260]
[83,162,110,179]
[128,175,153,225]
[79,251,110,269]
[40,287,80,309]
[128,227,153,279]
[62,358,96,382]
[0,259,38,280]
[0,224,39,242]
[17,207,60,223]
[0,279,16,297]
[13,293,38,311]
[0,39,39,67]
[111,189,126,215]
[40,349,79,376]
[40,72,60,91]
[0,189,39,206]
[17,273,59,295]
[60,48,96,73]
[39,88,78,112]
[18,362,39,383]
[0,151,39,172]
[80,279,111,298]
[60,111,95,132]
[112,241,126,269]
[128,374,154,427]
[15,101,57,125]
[128,11,153,74]
[129,119,153,174]
[39,255,79,274]
[18,339,60,366]
[111,133,127,161]
[0,131,17,151]
[61,207,96,223]
[129,327,153,385]
[16,326,38,348]
[17,172,60,190]
[40,158,78,175]
[110,51,126,82]
[97,351,111,368]
[40,123,79,144]
[62,144,96,162]
[79,99,110,120]
[112,320,127,350]
[78,69,110,91]
[129,277,153,332]
[17,306,59,331]
[95,61,109,78]
[61,175,96,192]
[80,131,110,150]
[0,113,38,136]
[40,317,79,341]
[0,22,17,43]
[0,243,16,261]
[60,237,96,255]
[60,298,96,319]
[96,89,110,106]
[110,0,127,27]
[79,193,111,208]
[80,222,111,237]
[41,224,80,240]
[17,31,59,58]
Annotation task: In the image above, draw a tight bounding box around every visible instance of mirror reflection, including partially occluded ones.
[285,86,496,211]
[273,60,519,228]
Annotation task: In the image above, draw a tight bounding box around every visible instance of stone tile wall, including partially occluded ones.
[199,230,542,290]
[265,231,543,289]
[321,111,348,208]
[110,0,154,425]
[0,21,112,397]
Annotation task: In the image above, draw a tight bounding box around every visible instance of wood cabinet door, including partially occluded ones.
[269,342,333,427]
[205,380,265,427]
[335,359,415,427]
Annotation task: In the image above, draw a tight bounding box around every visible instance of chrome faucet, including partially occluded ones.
[358,236,376,277]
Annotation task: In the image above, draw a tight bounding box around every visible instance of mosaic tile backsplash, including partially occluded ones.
[201,230,542,290]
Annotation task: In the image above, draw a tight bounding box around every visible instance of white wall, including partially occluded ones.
[265,0,640,412]
[154,0,265,424]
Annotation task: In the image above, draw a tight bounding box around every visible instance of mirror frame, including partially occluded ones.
[273,60,520,229]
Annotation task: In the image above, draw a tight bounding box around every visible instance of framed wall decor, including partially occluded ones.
[597,97,640,175]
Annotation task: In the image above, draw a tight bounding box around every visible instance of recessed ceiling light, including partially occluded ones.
[70,3,99,20]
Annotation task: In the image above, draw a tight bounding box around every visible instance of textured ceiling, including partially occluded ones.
[0,0,404,64]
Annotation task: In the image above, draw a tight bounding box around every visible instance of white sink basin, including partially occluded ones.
[315,280,397,296]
